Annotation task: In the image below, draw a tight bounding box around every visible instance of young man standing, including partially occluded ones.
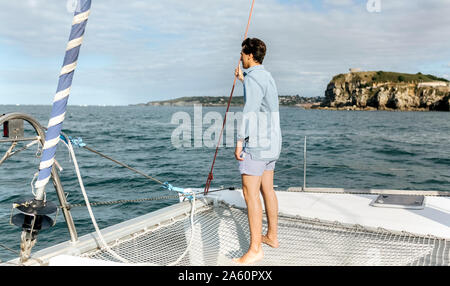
[233,38,282,264]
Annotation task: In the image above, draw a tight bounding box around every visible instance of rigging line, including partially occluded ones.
[66,136,138,264]
[204,0,256,195]
[0,142,17,166]
[0,242,19,256]
[275,165,303,175]
[0,140,41,167]
[82,145,164,185]
[0,137,39,143]
[64,135,235,198]
[64,186,236,209]
[67,137,196,266]
[0,241,45,266]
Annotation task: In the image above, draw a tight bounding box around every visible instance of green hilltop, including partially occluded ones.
[322,70,450,111]
[332,71,449,84]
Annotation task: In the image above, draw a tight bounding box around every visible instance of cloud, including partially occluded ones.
[323,0,354,6]
[1,0,450,105]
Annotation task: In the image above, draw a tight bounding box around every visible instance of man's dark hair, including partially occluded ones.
[241,38,266,64]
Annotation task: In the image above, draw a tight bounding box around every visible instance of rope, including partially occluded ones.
[166,191,196,266]
[204,0,256,195]
[0,241,45,266]
[63,135,165,185]
[60,135,235,206]
[83,145,164,185]
[64,137,129,263]
[52,137,234,266]
[66,195,181,209]
[64,187,236,209]
[61,138,200,266]
[162,182,194,200]
[0,242,20,256]
[0,138,40,166]
[275,165,302,175]
[0,142,17,166]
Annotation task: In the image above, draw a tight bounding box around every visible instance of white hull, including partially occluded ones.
[4,188,450,266]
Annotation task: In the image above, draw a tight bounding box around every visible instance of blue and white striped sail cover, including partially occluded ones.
[34,0,91,192]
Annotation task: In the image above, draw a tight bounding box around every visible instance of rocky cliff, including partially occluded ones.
[320,71,450,111]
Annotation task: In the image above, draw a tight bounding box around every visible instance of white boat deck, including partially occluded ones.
[5,187,449,266]
[205,188,450,239]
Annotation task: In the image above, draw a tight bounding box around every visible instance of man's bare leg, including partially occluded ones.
[260,170,279,248]
[233,174,264,265]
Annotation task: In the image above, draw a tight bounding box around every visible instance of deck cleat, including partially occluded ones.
[10,197,58,262]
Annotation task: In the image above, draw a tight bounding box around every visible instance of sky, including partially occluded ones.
[0,0,449,105]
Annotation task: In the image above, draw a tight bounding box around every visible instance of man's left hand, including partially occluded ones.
[235,140,244,161]
[235,65,244,82]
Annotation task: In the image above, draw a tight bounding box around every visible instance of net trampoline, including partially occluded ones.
[82,202,450,266]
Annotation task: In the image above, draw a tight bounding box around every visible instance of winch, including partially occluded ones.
[1,112,77,263]
[10,197,58,262]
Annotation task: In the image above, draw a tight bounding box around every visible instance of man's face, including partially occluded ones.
[240,49,252,69]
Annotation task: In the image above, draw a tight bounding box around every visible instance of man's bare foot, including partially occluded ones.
[262,235,279,248]
[232,249,264,265]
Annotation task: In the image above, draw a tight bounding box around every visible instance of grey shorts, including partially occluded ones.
[238,151,276,176]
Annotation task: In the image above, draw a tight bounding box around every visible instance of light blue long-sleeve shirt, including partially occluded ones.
[237,65,282,161]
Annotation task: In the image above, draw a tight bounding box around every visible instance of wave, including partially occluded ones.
[424,157,450,166]
[372,146,416,156]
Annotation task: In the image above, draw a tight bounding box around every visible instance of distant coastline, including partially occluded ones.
[132,95,324,109]
[133,71,450,111]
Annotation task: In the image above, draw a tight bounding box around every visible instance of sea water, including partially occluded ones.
[0,105,449,262]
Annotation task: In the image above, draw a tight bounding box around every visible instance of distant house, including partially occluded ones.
[417,82,448,88]
[349,68,362,73]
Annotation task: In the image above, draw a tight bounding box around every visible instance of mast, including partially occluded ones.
[34,0,92,199]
